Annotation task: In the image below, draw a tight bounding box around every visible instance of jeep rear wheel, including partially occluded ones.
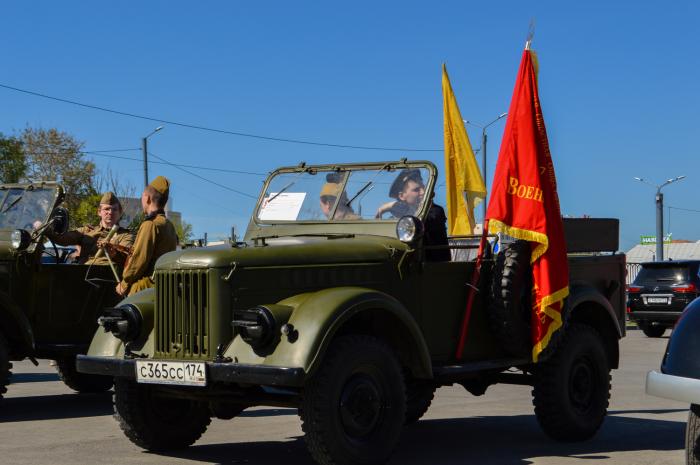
[532,323,610,441]
[56,356,113,393]
[0,333,11,403]
[300,335,406,465]
[113,378,211,451]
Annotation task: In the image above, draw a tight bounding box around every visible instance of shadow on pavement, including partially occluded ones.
[10,373,61,384]
[157,411,685,465]
[0,392,113,422]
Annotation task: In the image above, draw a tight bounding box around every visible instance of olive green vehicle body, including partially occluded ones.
[0,182,119,362]
[79,160,626,398]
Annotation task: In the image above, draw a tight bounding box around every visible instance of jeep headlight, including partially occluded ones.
[396,216,424,243]
[97,305,143,342]
[11,229,31,251]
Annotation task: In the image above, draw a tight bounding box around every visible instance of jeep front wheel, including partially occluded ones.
[405,377,436,424]
[300,335,406,465]
[0,333,11,404]
[56,356,113,393]
[532,323,610,441]
[113,378,211,451]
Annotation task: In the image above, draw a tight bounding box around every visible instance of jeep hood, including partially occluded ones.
[156,235,408,270]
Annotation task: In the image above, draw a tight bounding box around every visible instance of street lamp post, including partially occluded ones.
[634,175,686,261]
[142,126,164,187]
[465,113,507,220]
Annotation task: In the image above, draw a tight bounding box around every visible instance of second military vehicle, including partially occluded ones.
[78,160,626,465]
[0,182,118,405]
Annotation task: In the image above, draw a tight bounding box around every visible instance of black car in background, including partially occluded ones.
[628,260,700,337]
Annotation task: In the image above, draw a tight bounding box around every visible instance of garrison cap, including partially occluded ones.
[320,173,344,198]
[149,176,170,196]
[389,169,424,199]
[100,191,121,207]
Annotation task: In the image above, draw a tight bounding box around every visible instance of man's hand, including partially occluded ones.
[116,282,129,296]
[375,201,396,218]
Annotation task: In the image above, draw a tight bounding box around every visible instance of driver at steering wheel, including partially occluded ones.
[48,192,134,266]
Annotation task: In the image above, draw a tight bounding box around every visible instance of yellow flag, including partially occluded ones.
[442,64,486,235]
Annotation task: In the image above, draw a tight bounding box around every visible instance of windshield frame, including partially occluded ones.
[245,160,437,241]
[252,160,437,226]
[0,182,62,234]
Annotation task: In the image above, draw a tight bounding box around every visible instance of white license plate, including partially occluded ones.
[135,360,207,386]
[647,297,669,304]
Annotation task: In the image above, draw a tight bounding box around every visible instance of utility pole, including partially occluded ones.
[142,126,164,188]
[634,175,686,261]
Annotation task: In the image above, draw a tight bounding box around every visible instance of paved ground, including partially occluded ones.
[0,330,688,465]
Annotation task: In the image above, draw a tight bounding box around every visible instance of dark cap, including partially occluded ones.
[389,169,424,199]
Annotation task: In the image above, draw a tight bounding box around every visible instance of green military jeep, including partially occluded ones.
[0,182,118,403]
[78,160,626,465]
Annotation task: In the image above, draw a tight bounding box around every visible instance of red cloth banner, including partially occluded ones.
[486,48,569,362]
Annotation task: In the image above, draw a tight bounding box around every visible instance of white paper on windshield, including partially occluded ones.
[258,192,306,221]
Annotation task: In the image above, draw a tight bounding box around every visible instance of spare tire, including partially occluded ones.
[489,240,532,357]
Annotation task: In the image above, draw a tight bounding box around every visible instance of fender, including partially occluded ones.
[86,288,156,357]
[0,291,35,354]
[225,287,433,379]
[568,282,622,337]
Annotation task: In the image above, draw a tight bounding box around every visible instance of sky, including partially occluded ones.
[1,1,698,251]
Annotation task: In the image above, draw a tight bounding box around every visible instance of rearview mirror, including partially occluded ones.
[50,207,70,236]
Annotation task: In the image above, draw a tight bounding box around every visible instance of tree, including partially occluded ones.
[174,220,194,244]
[21,127,97,223]
[0,133,26,183]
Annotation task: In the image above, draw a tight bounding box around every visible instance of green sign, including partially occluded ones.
[640,233,672,245]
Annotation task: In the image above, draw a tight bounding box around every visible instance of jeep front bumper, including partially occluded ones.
[646,370,700,404]
[76,355,306,387]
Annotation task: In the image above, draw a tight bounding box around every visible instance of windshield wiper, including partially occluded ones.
[266,181,295,204]
[1,195,22,214]
[345,181,373,207]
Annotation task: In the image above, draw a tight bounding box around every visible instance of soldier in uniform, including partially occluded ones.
[116,176,178,296]
[319,173,360,220]
[50,192,134,267]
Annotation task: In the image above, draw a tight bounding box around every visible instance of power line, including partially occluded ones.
[0,82,441,152]
[148,151,258,199]
[669,205,700,214]
[23,150,268,176]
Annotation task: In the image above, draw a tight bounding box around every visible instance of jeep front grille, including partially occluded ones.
[155,270,211,359]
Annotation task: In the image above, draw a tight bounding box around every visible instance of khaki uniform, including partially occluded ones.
[51,224,134,267]
[120,212,178,296]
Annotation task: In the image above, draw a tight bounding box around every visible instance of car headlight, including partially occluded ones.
[396,216,424,243]
[10,229,31,251]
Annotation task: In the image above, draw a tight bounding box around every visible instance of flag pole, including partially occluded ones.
[455,219,490,359]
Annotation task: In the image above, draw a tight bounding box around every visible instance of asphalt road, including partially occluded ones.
[0,330,688,465]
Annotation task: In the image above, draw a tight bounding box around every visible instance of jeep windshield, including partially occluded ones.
[256,164,433,223]
[0,186,57,231]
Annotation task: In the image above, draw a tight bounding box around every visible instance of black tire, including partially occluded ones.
[641,324,666,338]
[489,240,532,356]
[0,333,11,403]
[56,356,113,393]
[532,323,610,441]
[405,378,436,424]
[113,378,211,451]
[687,404,700,465]
[300,335,406,465]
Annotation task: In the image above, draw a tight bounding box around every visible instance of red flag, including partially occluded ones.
[486,47,569,362]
